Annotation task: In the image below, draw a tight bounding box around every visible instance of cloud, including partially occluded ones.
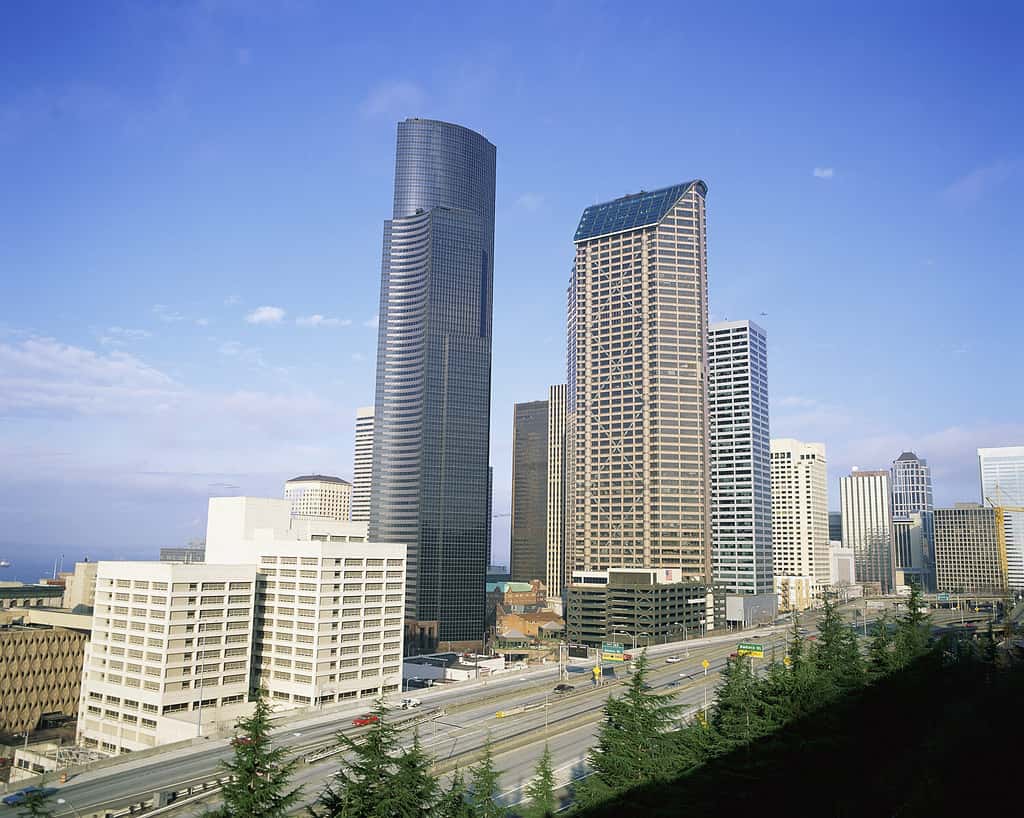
[515,192,545,212]
[812,167,834,180]
[152,304,186,322]
[297,314,351,328]
[218,340,266,368]
[99,327,152,346]
[942,160,1019,205]
[363,314,379,329]
[245,305,285,325]
[360,81,425,119]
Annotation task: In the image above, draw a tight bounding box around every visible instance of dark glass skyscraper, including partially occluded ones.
[369,119,496,648]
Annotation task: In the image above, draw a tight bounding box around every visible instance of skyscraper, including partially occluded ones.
[369,119,496,647]
[567,181,711,580]
[840,469,896,594]
[828,511,843,543]
[546,384,567,601]
[978,446,1024,590]
[770,439,830,589]
[708,320,772,595]
[510,400,549,584]
[351,406,374,523]
[890,451,934,516]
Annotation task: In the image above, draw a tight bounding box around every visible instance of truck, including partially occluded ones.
[400,697,422,709]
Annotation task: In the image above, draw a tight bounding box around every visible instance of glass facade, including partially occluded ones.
[510,400,550,584]
[369,119,496,645]
[978,446,1024,589]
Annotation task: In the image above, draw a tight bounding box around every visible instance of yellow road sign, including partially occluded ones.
[702,659,710,669]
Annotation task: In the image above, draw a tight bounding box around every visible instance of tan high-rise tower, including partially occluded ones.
[567,181,711,580]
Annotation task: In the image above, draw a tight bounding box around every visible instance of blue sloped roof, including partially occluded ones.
[573,180,707,242]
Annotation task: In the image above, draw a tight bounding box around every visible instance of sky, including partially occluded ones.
[1,1,1022,569]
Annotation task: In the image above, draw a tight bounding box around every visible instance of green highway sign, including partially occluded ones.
[601,642,625,662]
[936,593,951,602]
[737,642,765,658]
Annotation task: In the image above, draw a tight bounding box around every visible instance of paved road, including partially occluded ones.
[51,604,967,816]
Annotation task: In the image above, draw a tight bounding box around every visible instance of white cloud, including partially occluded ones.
[297,314,351,328]
[152,304,186,322]
[515,192,545,212]
[942,160,1019,205]
[245,305,285,325]
[360,81,425,119]
[363,314,379,329]
[813,167,834,180]
[99,327,152,346]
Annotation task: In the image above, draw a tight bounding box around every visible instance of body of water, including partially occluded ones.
[0,546,157,584]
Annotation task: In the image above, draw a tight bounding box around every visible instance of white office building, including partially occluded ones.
[205,497,406,709]
[284,475,352,522]
[841,469,896,594]
[351,407,375,523]
[77,561,257,755]
[978,446,1024,589]
[770,439,830,593]
[708,320,772,595]
[890,452,934,517]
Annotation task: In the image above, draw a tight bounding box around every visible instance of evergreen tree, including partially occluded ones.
[392,730,439,817]
[468,737,507,818]
[709,655,772,750]
[205,695,301,818]
[436,771,477,818]
[310,700,409,818]
[815,593,865,693]
[893,584,931,669]
[868,612,896,676]
[15,783,55,818]
[522,743,556,818]
[584,653,686,794]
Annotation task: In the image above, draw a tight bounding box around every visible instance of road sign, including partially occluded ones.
[936,593,951,603]
[737,642,765,658]
[783,655,792,667]
[701,659,710,670]
[601,642,625,662]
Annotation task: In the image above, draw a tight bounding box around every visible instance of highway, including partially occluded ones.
[43,603,977,816]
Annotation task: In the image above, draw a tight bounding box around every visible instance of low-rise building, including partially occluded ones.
[77,561,257,755]
[774,575,815,612]
[486,580,546,612]
[402,652,505,684]
[0,584,64,610]
[63,561,99,612]
[205,497,406,709]
[496,609,564,641]
[1,610,90,736]
[829,544,856,587]
[566,569,722,648]
[724,593,778,628]
[159,542,206,564]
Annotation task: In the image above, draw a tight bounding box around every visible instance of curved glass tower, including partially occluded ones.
[369,119,496,649]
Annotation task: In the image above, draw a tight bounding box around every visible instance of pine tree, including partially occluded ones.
[815,593,865,693]
[584,653,686,795]
[436,771,477,818]
[522,743,556,818]
[893,584,931,669]
[468,737,507,818]
[868,612,896,677]
[205,695,301,818]
[15,783,55,818]
[392,730,439,817]
[709,654,772,750]
[310,699,408,818]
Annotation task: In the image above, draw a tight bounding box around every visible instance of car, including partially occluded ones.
[667,680,682,688]
[553,683,574,694]
[729,652,739,658]
[352,714,380,728]
[3,787,58,807]
[400,697,422,709]
[230,736,253,748]
[665,656,681,664]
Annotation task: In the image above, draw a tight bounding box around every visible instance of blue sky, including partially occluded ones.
[1,1,1022,567]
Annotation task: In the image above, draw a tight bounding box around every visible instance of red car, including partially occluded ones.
[352,714,379,728]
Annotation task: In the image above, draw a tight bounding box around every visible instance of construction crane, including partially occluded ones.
[985,487,1024,592]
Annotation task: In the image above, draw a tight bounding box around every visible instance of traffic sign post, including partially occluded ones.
[601,642,625,662]
[737,642,765,658]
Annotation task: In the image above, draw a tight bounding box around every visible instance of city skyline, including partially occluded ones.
[1,4,1022,565]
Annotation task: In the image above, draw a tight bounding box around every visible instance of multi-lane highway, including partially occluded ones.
[42,603,978,816]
